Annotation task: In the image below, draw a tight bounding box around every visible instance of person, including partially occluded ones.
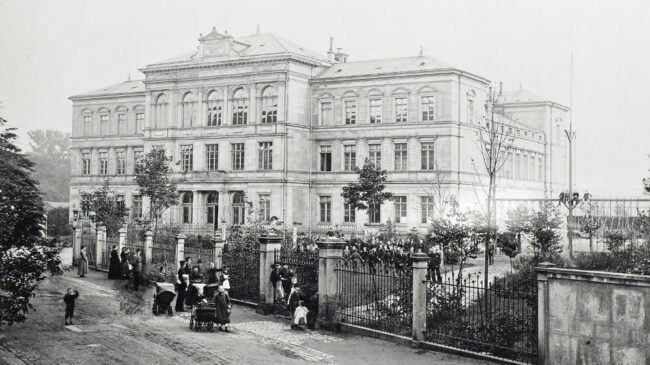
[291,300,309,330]
[63,287,79,325]
[270,263,284,301]
[280,264,293,297]
[488,242,495,266]
[190,266,203,283]
[286,286,303,314]
[428,247,442,283]
[155,266,166,283]
[175,261,188,312]
[196,259,204,278]
[205,262,219,284]
[213,285,231,332]
[78,246,88,278]
[120,248,130,280]
[108,245,120,279]
[133,249,143,290]
[184,258,193,278]
[221,269,230,294]
[306,293,318,330]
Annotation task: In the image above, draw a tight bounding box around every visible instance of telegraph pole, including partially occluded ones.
[565,53,576,259]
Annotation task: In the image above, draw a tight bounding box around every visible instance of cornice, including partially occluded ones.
[311,68,490,86]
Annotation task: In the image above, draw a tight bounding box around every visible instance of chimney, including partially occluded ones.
[327,37,335,62]
[334,47,348,63]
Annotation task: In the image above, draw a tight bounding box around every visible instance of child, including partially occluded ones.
[63,287,79,325]
[221,269,230,294]
[291,300,308,330]
[213,285,232,332]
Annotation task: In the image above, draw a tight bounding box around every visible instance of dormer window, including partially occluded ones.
[231,88,248,125]
[260,86,277,124]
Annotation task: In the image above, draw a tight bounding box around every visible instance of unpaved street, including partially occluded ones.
[0,271,492,365]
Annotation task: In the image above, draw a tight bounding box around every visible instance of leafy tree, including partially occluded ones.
[603,230,626,252]
[46,206,72,237]
[504,206,531,253]
[0,118,63,326]
[27,129,70,201]
[528,203,563,263]
[341,158,393,220]
[496,231,520,269]
[83,179,129,236]
[134,147,184,236]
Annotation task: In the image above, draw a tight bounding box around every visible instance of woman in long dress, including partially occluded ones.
[120,248,130,280]
[78,246,88,277]
[108,246,121,279]
[213,285,232,331]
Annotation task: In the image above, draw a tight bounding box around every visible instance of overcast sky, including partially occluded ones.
[1,0,649,197]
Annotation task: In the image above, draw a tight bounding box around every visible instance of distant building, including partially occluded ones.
[69,28,567,230]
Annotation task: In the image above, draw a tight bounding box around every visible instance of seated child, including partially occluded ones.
[291,300,309,330]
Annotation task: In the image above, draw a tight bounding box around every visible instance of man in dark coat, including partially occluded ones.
[108,245,121,279]
[133,249,143,290]
[428,248,442,283]
[63,287,79,325]
[176,260,188,312]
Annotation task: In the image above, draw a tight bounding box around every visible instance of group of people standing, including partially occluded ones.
[174,258,230,313]
[107,245,143,290]
[269,263,318,330]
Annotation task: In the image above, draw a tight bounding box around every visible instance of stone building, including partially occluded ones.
[69,28,568,230]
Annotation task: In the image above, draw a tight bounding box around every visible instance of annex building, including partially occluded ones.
[69,27,568,230]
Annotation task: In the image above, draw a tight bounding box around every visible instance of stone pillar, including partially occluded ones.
[213,238,225,269]
[96,225,106,270]
[176,234,186,271]
[411,252,429,342]
[536,262,555,365]
[118,227,126,253]
[257,235,282,314]
[317,238,345,320]
[73,223,82,263]
[144,230,153,266]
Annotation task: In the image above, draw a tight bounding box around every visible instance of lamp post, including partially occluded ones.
[559,191,590,258]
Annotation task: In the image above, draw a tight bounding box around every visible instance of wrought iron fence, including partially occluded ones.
[81,230,97,268]
[99,235,120,271]
[184,234,215,264]
[425,272,538,364]
[152,226,177,266]
[222,245,260,303]
[335,260,413,337]
[274,247,319,299]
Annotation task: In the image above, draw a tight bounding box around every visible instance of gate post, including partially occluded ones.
[257,235,282,314]
[536,262,555,365]
[96,225,106,270]
[118,227,126,253]
[411,252,429,342]
[212,238,225,270]
[175,234,186,271]
[144,230,153,267]
[72,223,82,264]
[317,237,345,321]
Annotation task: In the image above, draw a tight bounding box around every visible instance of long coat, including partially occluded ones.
[214,292,231,324]
[108,249,121,279]
[78,249,88,277]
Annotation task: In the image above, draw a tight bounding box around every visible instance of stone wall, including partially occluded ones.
[537,266,650,364]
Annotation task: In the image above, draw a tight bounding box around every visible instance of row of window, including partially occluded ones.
[81,150,143,176]
[82,112,144,137]
[153,86,278,129]
[320,95,436,125]
[319,196,436,224]
[500,150,545,182]
[177,191,270,225]
[178,142,273,172]
[319,142,436,171]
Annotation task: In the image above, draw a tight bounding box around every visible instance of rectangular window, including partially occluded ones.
[180,145,193,172]
[261,99,277,124]
[99,152,108,175]
[344,145,356,171]
[117,114,126,135]
[231,143,245,170]
[369,99,382,124]
[343,202,356,223]
[369,203,381,224]
[319,196,331,223]
[395,97,408,122]
[394,143,408,171]
[394,196,407,224]
[259,194,271,222]
[232,100,248,125]
[515,154,521,180]
[368,144,381,167]
[320,102,332,125]
[116,151,126,175]
[100,115,109,135]
[82,152,91,175]
[538,157,543,182]
[421,96,435,121]
[529,156,535,182]
[205,144,219,171]
[258,142,273,170]
[421,142,435,170]
[421,196,434,223]
[135,113,144,134]
[133,150,143,173]
[83,115,92,136]
[208,101,222,126]
[344,100,356,125]
[132,195,142,219]
[320,145,332,172]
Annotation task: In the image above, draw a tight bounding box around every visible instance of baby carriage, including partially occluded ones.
[189,301,216,331]
[153,282,176,316]
[202,283,220,300]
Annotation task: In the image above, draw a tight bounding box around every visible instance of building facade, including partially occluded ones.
[69,28,568,230]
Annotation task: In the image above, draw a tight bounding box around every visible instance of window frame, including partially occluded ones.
[344,99,357,125]
[394,143,408,171]
[394,97,408,123]
[421,142,435,170]
[180,145,194,172]
[259,194,271,222]
[368,144,382,168]
[420,94,436,122]
[319,100,333,126]
[420,196,434,224]
[343,144,357,171]
[260,86,278,124]
[99,151,108,175]
[258,141,273,170]
[319,196,332,223]
[231,88,249,125]
[231,143,245,171]
[368,98,382,124]
[320,145,332,172]
[207,90,223,127]
[205,144,219,171]
[394,196,407,224]
[116,150,126,175]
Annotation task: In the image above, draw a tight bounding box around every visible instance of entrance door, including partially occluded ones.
[232,192,245,226]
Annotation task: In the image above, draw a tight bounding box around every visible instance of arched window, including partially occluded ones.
[154,94,168,129]
[206,192,219,228]
[260,86,277,124]
[231,88,248,125]
[232,192,245,225]
[207,91,222,127]
[181,192,193,224]
[180,92,196,128]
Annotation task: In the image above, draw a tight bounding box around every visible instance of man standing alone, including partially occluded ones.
[133,249,143,290]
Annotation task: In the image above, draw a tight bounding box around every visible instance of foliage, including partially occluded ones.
[427,208,481,279]
[604,230,626,252]
[0,118,63,326]
[504,206,531,252]
[83,179,129,236]
[528,203,563,262]
[572,246,650,275]
[497,231,520,260]
[341,158,393,211]
[635,209,650,245]
[27,129,70,201]
[46,206,72,237]
[377,219,397,244]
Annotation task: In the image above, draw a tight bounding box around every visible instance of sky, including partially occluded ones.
[0,0,649,197]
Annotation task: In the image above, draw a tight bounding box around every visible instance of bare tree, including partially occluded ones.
[418,159,457,221]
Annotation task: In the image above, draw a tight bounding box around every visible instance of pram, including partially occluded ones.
[189,301,216,331]
[152,282,176,316]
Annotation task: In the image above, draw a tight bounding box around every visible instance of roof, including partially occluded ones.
[500,90,547,103]
[314,56,454,79]
[149,32,329,67]
[71,80,145,99]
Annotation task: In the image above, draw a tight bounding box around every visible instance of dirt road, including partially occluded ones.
[0,271,493,365]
